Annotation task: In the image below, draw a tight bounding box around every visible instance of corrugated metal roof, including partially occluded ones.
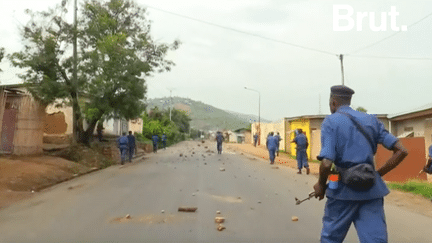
[388,102,432,119]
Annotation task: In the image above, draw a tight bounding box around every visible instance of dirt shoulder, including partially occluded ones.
[226,143,432,219]
[0,156,91,209]
[0,139,146,210]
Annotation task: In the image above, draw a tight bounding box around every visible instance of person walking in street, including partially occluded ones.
[162,133,167,150]
[216,131,224,154]
[266,132,278,165]
[291,129,309,174]
[127,131,137,163]
[275,132,282,156]
[116,132,129,165]
[152,134,159,153]
[253,133,259,147]
[97,122,104,142]
[313,85,408,243]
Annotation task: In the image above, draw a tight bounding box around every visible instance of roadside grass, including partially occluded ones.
[387,180,432,199]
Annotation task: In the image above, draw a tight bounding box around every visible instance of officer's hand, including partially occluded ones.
[313,182,326,200]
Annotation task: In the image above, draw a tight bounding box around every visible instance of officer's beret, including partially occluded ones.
[330,85,355,97]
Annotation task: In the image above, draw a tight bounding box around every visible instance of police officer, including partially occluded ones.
[313,85,408,243]
[266,132,278,165]
[253,133,259,147]
[162,133,167,150]
[127,131,136,163]
[291,129,310,174]
[423,144,432,174]
[216,131,224,154]
[116,132,129,165]
[152,134,159,153]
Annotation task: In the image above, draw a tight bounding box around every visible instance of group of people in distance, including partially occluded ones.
[151,133,167,153]
[264,132,282,165]
[116,131,137,165]
[264,130,309,174]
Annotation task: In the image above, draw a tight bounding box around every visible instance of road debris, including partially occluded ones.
[216,211,221,214]
[179,153,183,157]
[292,216,299,221]
[220,168,225,171]
[257,201,261,203]
[201,140,205,143]
[215,217,225,223]
[217,224,226,231]
[192,193,196,196]
[178,207,198,212]
[272,167,279,169]
[125,214,131,219]
[204,163,207,165]
[161,210,165,213]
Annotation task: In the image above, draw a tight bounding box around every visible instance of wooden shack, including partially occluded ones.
[0,84,45,155]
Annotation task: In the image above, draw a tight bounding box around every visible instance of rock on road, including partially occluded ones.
[0,141,430,242]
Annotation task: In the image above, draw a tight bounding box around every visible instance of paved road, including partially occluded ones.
[0,141,430,242]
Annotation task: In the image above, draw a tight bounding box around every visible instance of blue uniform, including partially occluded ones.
[266,135,278,163]
[162,134,167,149]
[253,134,258,146]
[152,135,159,153]
[318,105,398,243]
[117,135,129,164]
[216,134,223,153]
[127,134,136,162]
[294,133,309,169]
[428,145,432,172]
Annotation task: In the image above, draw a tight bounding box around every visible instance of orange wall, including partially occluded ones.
[375,137,427,182]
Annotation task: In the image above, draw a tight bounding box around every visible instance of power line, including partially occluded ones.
[348,11,432,55]
[348,54,432,60]
[142,4,336,56]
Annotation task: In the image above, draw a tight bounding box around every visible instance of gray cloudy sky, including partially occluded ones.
[1,0,432,121]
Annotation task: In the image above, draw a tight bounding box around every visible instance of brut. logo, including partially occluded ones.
[333,5,408,32]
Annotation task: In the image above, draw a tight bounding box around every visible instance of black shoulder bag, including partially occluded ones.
[337,112,376,191]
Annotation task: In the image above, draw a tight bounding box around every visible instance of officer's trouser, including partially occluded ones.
[128,147,134,162]
[268,147,276,163]
[153,143,158,153]
[296,150,308,169]
[321,197,387,243]
[217,142,222,153]
[119,146,128,164]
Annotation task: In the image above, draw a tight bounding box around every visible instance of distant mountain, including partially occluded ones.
[146,97,269,131]
[223,109,270,124]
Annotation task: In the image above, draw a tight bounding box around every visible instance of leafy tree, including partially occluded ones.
[356,106,367,113]
[169,109,191,133]
[9,0,179,145]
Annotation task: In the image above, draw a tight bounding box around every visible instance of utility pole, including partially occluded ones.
[339,54,345,85]
[244,87,261,145]
[72,0,78,141]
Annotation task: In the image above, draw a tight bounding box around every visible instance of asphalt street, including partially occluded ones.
[0,141,430,242]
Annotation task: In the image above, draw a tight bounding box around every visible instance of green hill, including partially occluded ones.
[146,97,270,131]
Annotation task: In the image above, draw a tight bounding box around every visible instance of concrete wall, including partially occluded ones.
[392,117,428,137]
[45,102,73,135]
[252,119,285,151]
